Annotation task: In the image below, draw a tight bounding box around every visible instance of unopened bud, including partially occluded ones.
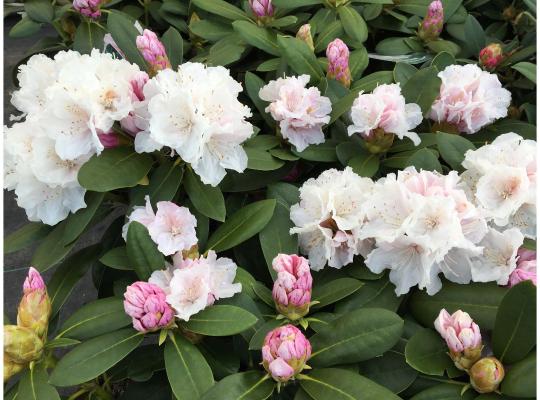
[363,128,395,154]
[479,43,504,70]
[17,268,51,340]
[326,38,351,88]
[296,24,314,51]
[249,0,274,18]
[418,0,444,42]
[469,357,505,393]
[4,325,43,364]
[4,353,26,382]
[73,0,102,19]
[136,29,171,75]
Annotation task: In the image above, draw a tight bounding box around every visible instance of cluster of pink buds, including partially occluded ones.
[249,0,274,21]
[479,43,505,70]
[326,38,351,88]
[73,0,102,19]
[123,282,174,333]
[418,0,444,42]
[136,29,171,75]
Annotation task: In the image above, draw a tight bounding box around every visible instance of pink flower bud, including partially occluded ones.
[97,130,120,149]
[326,39,351,88]
[18,268,51,340]
[434,309,482,370]
[4,325,44,364]
[508,248,537,287]
[296,24,314,51]
[73,0,102,19]
[272,254,312,320]
[469,357,505,393]
[479,43,504,70]
[418,0,444,42]
[124,282,174,333]
[249,0,274,18]
[262,324,311,382]
[136,30,171,74]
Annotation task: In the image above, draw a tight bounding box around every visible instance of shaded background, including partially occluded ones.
[4,16,99,323]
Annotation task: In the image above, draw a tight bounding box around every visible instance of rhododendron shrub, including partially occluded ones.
[4,0,536,399]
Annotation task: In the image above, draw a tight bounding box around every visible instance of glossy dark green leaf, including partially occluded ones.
[161,27,183,69]
[78,147,154,192]
[402,66,441,115]
[338,6,368,43]
[393,62,418,85]
[335,277,403,313]
[107,11,148,69]
[248,319,283,350]
[349,47,369,79]
[165,332,214,400]
[512,62,536,83]
[232,21,280,56]
[4,222,50,254]
[31,222,77,271]
[500,352,536,397]
[277,35,324,81]
[73,22,106,54]
[292,140,338,162]
[192,0,250,20]
[201,371,274,400]
[435,132,476,171]
[245,147,285,171]
[492,281,536,364]
[18,366,59,400]
[245,72,276,128]
[130,159,184,207]
[358,351,418,394]
[181,305,258,336]
[206,199,276,252]
[464,14,486,54]
[62,191,105,245]
[50,329,143,387]
[100,246,131,270]
[312,278,363,309]
[410,383,476,400]
[9,17,42,38]
[430,51,456,71]
[126,221,165,280]
[24,0,54,23]
[349,152,380,177]
[407,148,442,173]
[405,328,454,375]
[184,168,226,222]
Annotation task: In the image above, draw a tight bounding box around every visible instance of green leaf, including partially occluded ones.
[512,62,536,83]
[73,22,106,54]
[312,278,363,309]
[165,332,214,400]
[272,0,323,8]
[358,351,418,394]
[24,0,54,23]
[184,168,226,222]
[9,17,42,38]
[252,281,275,308]
[45,338,81,349]
[410,383,477,400]
[500,352,536,398]
[314,20,344,53]
[474,119,537,143]
[245,147,285,171]
[130,159,184,207]
[464,14,486,54]
[335,277,403,313]
[181,305,258,336]
[426,40,461,57]
[206,34,246,67]
[435,132,475,171]
[492,281,536,364]
[309,308,403,367]
[405,328,454,375]
[232,21,280,56]
[407,148,442,172]
[338,6,368,43]
[349,47,369,79]
[48,245,101,316]
[430,51,456,71]
[18,366,60,400]
[191,0,250,21]
[256,58,281,72]
[245,72,276,128]
[402,66,441,115]
[206,199,276,252]
[4,222,50,254]
[248,319,283,350]
[100,247,131,270]
[126,222,165,280]
[107,11,148,70]
[201,371,274,400]
[300,368,401,400]
[244,135,281,150]
[58,297,131,340]
[292,140,338,162]
[49,329,143,387]
[190,20,233,42]
[349,153,380,177]
[161,27,183,69]
[393,62,418,86]
[277,35,324,81]
[78,147,154,192]
[409,282,507,330]
[62,191,105,245]
[375,37,423,55]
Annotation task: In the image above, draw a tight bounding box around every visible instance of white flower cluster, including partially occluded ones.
[291,134,534,295]
[133,63,254,186]
[149,251,241,321]
[5,50,145,225]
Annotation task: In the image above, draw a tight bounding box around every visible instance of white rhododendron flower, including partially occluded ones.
[470,228,523,285]
[134,63,254,186]
[461,132,536,237]
[347,83,423,145]
[149,251,241,321]
[290,167,374,270]
[259,75,332,152]
[122,197,197,256]
[430,64,511,134]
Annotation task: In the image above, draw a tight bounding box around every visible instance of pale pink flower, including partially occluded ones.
[262,325,311,382]
[122,195,156,240]
[259,75,331,152]
[418,0,444,41]
[136,30,171,72]
[23,267,45,293]
[348,83,422,145]
[326,39,351,88]
[123,282,174,332]
[272,254,312,319]
[73,0,102,19]
[121,72,149,135]
[479,43,504,70]
[508,248,536,287]
[434,309,482,370]
[147,201,197,256]
[430,64,511,134]
[249,0,274,17]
